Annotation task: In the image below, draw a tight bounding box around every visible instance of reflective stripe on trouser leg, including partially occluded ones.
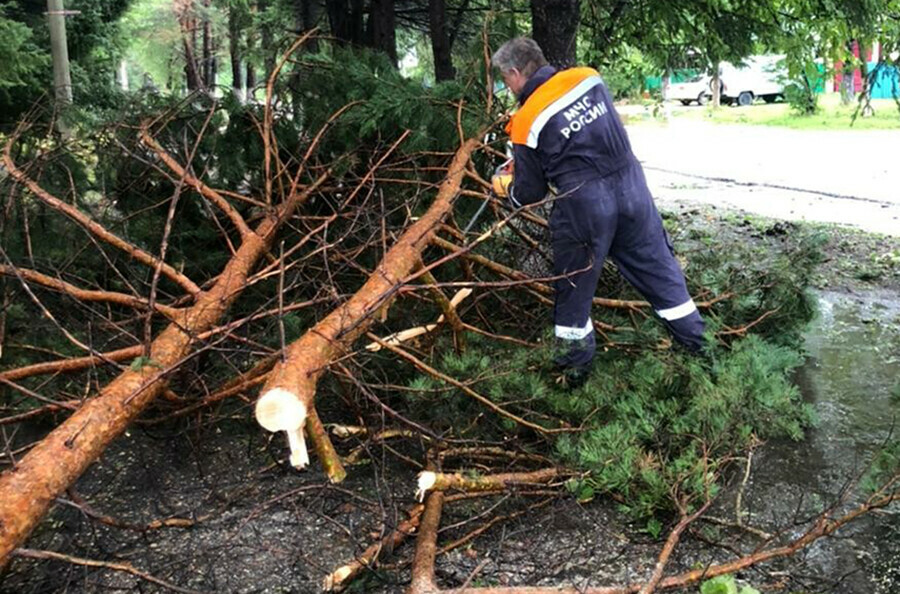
[658,300,705,352]
[553,323,596,370]
[609,163,705,351]
[552,239,604,371]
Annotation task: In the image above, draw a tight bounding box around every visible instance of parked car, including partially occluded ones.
[667,74,712,105]
[716,55,786,106]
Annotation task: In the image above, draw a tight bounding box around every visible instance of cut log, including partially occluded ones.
[255,137,481,475]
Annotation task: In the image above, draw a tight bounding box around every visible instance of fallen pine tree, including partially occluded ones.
[0,40,896,594]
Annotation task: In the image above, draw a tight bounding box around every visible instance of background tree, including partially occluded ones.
[46,0,73,104]
[531,0,579,68]
[428,0,455,80]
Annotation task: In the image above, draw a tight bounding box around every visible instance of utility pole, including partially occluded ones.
[46,0,73,104]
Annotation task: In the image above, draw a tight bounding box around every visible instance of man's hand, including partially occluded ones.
[491,159,514,198]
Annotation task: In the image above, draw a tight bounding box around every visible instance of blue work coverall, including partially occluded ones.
[506,65,705,369]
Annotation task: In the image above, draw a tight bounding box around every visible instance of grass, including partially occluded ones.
[622,93,900,130]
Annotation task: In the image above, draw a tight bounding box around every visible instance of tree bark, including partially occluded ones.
[0,156,329,568]
[246,61,256,98]
[183,39,203,91]
[711,64,721,108]
[289,0,320,115]
[530,0,580,69]
[858,45,874,116]
[294,0,320,52]
[327,0,366,46]
[429,0,455,81]
[367,0,397,65]
[175,0,204,92]
[46,0,72,104]
[259,0,276,83]
[229,6,243,100]
[202,0,214,88]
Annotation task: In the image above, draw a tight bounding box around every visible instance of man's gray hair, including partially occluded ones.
[492,37,548,78]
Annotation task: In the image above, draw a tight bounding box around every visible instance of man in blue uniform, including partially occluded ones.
[491,37,705,383]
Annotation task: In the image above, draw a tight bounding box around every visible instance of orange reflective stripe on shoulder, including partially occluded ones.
[508,67,602,147]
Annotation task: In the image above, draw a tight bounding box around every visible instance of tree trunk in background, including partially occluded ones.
[290,0,321,117]
[294,0,320,52]
[229,6,243,100]
[327,0,365,46]
[174,0,204,92]
[183,38,204,91]
[259,0,276,83]
[858,49,874,116]
[841,41,855,105]
[840,61,854,105]
[202,0,214,88]
[429,0,455,81]
[246,62,256,99]
[118,60,129,91]
[46,0,73,103]
[711,63,721,108]
[366,0,397,65]
[531,0,579,68]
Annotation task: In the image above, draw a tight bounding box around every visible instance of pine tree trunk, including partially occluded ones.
[290,0,321,116]
[229,8,243,100]
[711,64,721,108]
[858,51,874,116]
[183,39,203,91]
[246,61,256,99]
[294,0,320,52]
[367,0,397,65]
[202,0,213,87]
[175,0,204,92]
[530,0,580,69]
[46,0,73,103]
[259,0,275,82]
[429,0,455,81]
[327,0,365,46]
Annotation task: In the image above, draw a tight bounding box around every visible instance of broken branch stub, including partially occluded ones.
[255,136,482,478]
[415,468,560,502]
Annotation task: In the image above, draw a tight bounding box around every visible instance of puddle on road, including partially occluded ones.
[746,291,900,592]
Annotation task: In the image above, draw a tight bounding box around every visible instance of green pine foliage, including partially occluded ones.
[401,231,823,519]
[0,3,49,113]
[292,47,493,160]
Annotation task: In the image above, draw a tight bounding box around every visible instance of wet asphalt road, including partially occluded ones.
[626,120,900,236]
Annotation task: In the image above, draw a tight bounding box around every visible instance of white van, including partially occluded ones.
[717,55,786,106]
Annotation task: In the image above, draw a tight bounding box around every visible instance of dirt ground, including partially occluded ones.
[2,202,898,594]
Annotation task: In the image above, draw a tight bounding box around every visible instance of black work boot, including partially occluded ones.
[554,365,590,390]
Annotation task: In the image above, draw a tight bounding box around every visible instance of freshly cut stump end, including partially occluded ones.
[256,388,309,468]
